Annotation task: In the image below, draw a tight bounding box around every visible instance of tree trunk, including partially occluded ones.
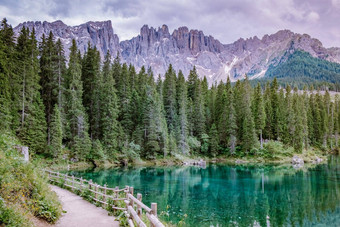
[260,130,263,149]
[21,66,26,128]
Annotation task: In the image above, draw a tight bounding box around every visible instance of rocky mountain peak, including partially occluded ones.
[14,20,119,60]
[13,20,340,84]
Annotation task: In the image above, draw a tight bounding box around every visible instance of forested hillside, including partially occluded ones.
[1,18,339,165]
[258,50,340,90]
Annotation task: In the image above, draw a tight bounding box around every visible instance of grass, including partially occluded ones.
[0,132,62,226]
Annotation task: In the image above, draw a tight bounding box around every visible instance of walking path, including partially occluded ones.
[50,185,120,227]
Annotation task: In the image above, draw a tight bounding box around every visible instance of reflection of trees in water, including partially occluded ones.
[70,157,340,226]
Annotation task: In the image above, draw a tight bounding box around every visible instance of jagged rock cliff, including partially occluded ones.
[14,20,120,60]
[14,20,340,84]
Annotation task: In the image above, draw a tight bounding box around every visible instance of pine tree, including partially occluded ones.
[82,43,101,139]
[0,23,12,131]
[252,83,266,148]
[163,64,178,133]
[241,78,257,152]
[218,78,237,154]
[40,31,60,145]
[65,40,91,160]
[285,85,295,146]
[263,82,273,140]
[142,85,164,158]
[54,38,67,139]
[271,78,280,139]
[100,52,120,159]
[209,124,219,157]
[292,87,305,152]
[193,81,206,138]
[50,104,63,158]
[16,28,47,154]
[0,19,15,131]
[176,71,189,154]
[118,63,133,137]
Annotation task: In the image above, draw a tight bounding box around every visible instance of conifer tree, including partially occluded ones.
[218,78,237,153]
[100,52,120,158]
[241,78,257,152]
[16,28,47,154]
[209,124,219,157]
[82,43,101,139]
[285,85,295,145]
[65,40,91,160]
[263,82,273,140]
[40,31,60,144]
[0,19,15,131]
[0,25,12,131]
[176,71,189,154]
[252,83,266,148]
[163,64,178,133]
[50,104,63,158]
[193,81,206,137]
[271,78,280,139]
[187,66,198,100]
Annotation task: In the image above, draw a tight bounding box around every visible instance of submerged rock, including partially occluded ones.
[292,155,304,168]
[312,156,323,164]
[235,159,247,164]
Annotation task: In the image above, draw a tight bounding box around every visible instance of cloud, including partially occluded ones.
[0,0,339,47]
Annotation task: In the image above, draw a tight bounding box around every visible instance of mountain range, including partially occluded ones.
[14,20,340,85]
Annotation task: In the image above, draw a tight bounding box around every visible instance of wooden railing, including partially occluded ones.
[45,170,165,227]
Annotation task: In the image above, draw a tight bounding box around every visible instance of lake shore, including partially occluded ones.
[44,147,332,171]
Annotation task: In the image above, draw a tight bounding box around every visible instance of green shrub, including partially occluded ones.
[0,133,62,224]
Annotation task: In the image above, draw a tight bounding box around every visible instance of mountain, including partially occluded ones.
[14,20,120,61]
[13,20,340,85]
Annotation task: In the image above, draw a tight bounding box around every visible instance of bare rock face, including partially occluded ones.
[14,20,120,60]
[14,20,340,84]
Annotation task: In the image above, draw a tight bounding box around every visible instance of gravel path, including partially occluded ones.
[50,185,120,227]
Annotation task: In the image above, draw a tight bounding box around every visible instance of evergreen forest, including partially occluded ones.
[1,19,340,164]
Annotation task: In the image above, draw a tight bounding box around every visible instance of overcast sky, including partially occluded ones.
[1,0,340,47]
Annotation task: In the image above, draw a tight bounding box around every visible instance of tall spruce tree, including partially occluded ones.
[163,64,178,133]
[50,104,63,158]
[0,23,12,131]
[15,28,47,154]
[241,78,257,152]
[209,123,219,157]
[100,52,120,158]
[82,43,101,139]
[65,40,91,160]
[252,83,266,148]
[176,71,189,154]
[40,31,60,145]
[0,19,15,131]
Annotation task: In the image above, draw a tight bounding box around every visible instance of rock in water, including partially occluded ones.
[292,155,304,168]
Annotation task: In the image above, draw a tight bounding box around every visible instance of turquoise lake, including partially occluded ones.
[68,156,340,226]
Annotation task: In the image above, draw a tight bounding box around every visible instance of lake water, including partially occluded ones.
[68,156,340,226]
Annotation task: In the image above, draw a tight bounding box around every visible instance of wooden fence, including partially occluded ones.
[45,170,165,227]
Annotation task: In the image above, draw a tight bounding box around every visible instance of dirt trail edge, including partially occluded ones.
[50,185,120,227]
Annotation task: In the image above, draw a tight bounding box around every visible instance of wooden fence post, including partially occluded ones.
[89,180,92,190]
[126,186,130,199]
[80,177,83,193]
[137,193,142,218]
[95,184,98,200]
[103,184,107,207]
[115,186,119,198]
[72,175,75,189]
[151,203,157,217]
[64,174,67,187]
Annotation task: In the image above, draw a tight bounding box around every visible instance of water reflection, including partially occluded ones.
[69,156,340,226]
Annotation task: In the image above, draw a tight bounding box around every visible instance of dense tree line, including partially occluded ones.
[1,19,339,162]
[253,50,340,91]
